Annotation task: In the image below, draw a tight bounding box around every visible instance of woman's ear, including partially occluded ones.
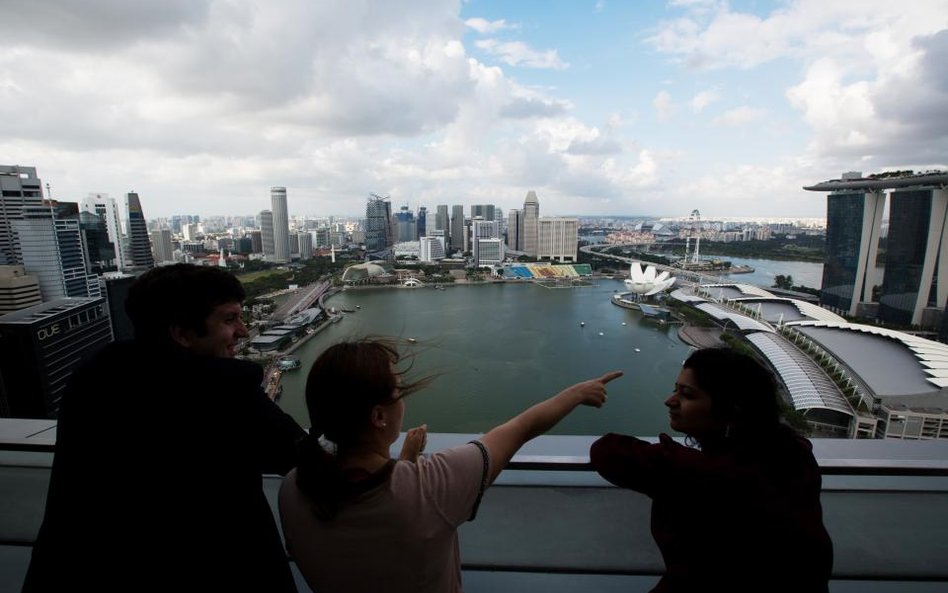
[370,405,388,429]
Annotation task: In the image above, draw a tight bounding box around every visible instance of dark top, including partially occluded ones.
[590,432,833,593]
[22,341,306,593]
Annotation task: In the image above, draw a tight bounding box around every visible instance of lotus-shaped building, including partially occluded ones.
[624,262,676,296]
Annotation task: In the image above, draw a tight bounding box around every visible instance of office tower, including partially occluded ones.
[821,190,885,316]
[417,206,427,238]
[507,209,522,251]
[82,193,126,272]
[435,205,449,236]
[474,238,504,267]
[123,192,154,272]
[805,171,948,327]
[365,194,393,253]
[314,228,330,248]
[523,191,540,257]
[101,272,135,341]
[0,165,44,266]
[297,232,313,260]
[78,211,117,274]
[0,297,112,418]
[394,206,417,243]
[537,217,579,262]
[249,230,262,253]
[260,210,274,258]
[150,229,174,264]
[450,205,464,255]
[288,231,300,259]
[471,204,495,222]
[271,187,290,263]
[0,266,41,314]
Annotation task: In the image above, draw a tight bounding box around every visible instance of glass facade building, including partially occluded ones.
[879,189,938,326]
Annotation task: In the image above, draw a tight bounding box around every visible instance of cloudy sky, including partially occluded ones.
[3,0,946,220]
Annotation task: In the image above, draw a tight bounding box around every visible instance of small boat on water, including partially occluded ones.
[580,321,585,327]
[278,356,301,371]
[407,338,417,343]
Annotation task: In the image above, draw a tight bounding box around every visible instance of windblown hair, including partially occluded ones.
[295,338,432,519]
[682,347,792,452]
[125,264,245,345]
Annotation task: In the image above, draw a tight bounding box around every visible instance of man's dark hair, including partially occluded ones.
[125,264,245,344]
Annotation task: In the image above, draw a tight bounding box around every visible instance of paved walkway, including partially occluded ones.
[677,324,723,349]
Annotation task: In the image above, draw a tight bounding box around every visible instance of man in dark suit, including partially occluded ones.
[23,264,306,592]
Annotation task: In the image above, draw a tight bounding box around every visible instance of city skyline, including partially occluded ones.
[2,1,946,219]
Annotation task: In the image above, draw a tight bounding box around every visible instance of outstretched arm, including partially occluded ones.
[479,371,622,484]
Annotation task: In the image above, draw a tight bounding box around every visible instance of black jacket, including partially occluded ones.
[23,341,306,592]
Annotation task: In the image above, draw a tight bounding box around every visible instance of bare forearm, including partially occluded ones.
[504,388,584,443]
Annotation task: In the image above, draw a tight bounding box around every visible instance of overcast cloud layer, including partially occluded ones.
[2,0,946,219]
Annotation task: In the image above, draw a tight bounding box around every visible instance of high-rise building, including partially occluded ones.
[81,193,125,272]
[0,165,44,266]
[101,272,135,341]
[394,206,417,243]
[450,205,465,255]
[522,191,540,257]
[78,211,117,274]
[271,187,290,263]
[417,206,427,238]
[297,232,313,260]
[0,265,41,314]
[537,217,579,262]
[288,231,300,259]
[435,205,449,236]
[820,190,885,316]
[879,186,948,326]
[150,229,174,264]
[474,238,504,267]
[805,172,948,327]
[366,194,393,253]
[249,230,263,253]
[123,192,154,272]
[472,204,495,223]
[507,209,522,251]
[0,297,112,418]
[260,210,274,258]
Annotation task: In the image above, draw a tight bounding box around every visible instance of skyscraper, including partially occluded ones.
[0,165,44,266]
[365,194,393,254]
[821,190,885,316]
[271,187,290,263]
[394,206,417,243]
[537,217,579,262]
[522,191,540,257]
[260,210,274,258]
[450,205,464,255]
[123,192,154,272]
[879,186,948,326]
[471,204,495,222]
[81,193,125,272]
[806,171,948,327]
[507,209,522,251]
[435,205,449,236]
[297,232,313,260]
[150,229,174,264]
[78,211,117,274]
[417,206,427,238]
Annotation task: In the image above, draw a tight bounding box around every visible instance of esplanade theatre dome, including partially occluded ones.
[341,262,388,283]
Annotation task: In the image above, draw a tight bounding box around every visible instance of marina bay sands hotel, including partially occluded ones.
[805,171,948,330]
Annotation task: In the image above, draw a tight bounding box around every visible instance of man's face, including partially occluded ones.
[178,301,249,358]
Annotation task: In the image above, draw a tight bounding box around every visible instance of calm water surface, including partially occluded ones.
[278,279,691,436]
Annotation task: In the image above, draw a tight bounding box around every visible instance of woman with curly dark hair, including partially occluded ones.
[590,347,833,592]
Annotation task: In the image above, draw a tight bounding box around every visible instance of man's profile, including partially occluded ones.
[23,264,305,592]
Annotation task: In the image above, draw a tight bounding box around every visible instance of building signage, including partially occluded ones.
[37,323,61,341]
